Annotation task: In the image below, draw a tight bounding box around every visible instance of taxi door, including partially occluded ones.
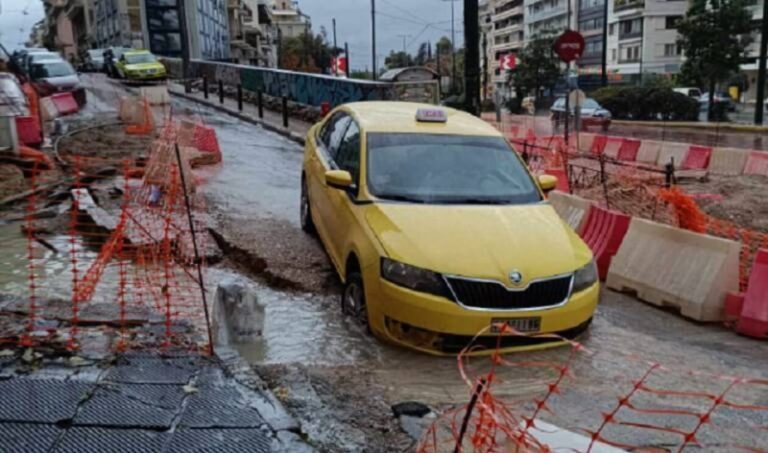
[324,119,362,269]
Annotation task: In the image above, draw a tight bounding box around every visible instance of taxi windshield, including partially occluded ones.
[125,53,156,64]
[366,133,541,205]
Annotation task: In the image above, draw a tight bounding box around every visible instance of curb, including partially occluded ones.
[611,119,768,133]
[168,89,307,146]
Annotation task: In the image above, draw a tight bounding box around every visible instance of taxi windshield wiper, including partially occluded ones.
[376,193,428,203]
[439,198,513,205]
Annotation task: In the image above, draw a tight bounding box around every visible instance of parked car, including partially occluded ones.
[81,49,105,72]
[700,92,736,112]
[673,87,702,101]
[23,51,61,72]
[115,50,166,81]
[300,102,599,355]
[29,59,85,104]
[550,97,612,132]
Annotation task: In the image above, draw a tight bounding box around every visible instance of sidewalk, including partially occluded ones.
[0,349,312,452]
[167,84,312,145]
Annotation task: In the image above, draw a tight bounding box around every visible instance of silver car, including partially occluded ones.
[29,59,85,104]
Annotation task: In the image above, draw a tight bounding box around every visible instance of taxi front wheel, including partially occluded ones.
[342,271,370,330]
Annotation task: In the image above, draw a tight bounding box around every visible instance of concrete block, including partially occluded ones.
[118,97,141,124]
[0,116,19,154]
[576,132,595,154]
[548,190,594,232]
[603,137,624,159]
[656,142,688,169]
[709,147,749,175]
[40,97,59,121]
[744,150,768,176]
[140,86,170,105]
[636,140,661,164]
[606,218,740,322]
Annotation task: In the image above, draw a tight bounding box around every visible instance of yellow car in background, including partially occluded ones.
[116,50,166,81]
[300,102,599,355]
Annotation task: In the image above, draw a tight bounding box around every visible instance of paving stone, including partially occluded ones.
[167,428,272,453]
[0,422,60,453]
[0,379,93,423]
[105,356,198,384]
[53,427,169,453]
[74,383,185,429]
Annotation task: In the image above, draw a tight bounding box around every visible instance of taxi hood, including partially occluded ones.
[365,202,592,283]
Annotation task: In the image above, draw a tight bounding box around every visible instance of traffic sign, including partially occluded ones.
[553,30,585,63]
[499,53,517,71]
[332,56,348,76]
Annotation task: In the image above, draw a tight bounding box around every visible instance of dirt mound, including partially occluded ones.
[0,165,25,201]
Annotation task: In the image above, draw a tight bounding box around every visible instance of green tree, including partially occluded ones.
[508,33,563,102]
[415,42,430,65]
[280,27,335,73]
[384,50,414,69]
[677,0,752,120]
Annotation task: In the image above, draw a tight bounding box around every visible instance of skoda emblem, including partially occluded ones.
[509,270,523,286]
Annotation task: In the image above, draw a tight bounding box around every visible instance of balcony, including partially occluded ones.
[494,20,523,34]
[613,0,644,13]
[492,4,523,22]
[491,39,523,53]
[527,5,567,24]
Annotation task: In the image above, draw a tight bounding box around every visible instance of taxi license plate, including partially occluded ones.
[490,317,541,334]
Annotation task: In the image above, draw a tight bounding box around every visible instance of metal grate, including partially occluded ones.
[446,275,572,310]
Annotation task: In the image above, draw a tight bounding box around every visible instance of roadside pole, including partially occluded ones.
[371,0,377,80]
[464,0,480,115]
[756,0,768,124]
[178,0,191,93]
[345,42,351,78]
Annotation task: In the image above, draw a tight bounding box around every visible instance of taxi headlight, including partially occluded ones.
[381,258,450,298]
[572,260,598,294]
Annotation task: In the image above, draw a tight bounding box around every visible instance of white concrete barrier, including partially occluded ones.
[40,97,59,121]
[656,142,688,169]
[709,147,749,175]
[548,190,594,233]
[606,218,740,322]
[140,86,170,105]
[0,116,19,154]
[577,132,595,154]
[636,140,661,164]
[603,137,623,159]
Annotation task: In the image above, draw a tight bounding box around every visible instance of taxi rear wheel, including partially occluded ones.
[342,272,369,329]
[300,178,315,234]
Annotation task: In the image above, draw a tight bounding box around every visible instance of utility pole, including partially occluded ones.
[345,42,351,78]
[332,18,338,52]
[464,0,480,115]
[436,42,442,96]
[303,22,310,68]
[600,0,608,87]
[482,31,488,102]
[756,0,768,124]
[443,0,458,93]
[428,40,432,60]
[178,0,191,93]
[371,0,377,80]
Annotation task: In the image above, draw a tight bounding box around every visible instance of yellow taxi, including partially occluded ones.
[301,102,599,355]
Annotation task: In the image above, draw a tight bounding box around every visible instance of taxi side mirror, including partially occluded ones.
[326,170,354,191]
[538,174,558,193]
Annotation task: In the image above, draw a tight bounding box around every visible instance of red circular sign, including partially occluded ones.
[554,30,586,63]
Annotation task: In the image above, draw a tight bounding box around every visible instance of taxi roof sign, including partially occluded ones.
[415,108,447,123]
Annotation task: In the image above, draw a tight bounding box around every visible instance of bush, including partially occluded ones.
[504,97,523,114]
[592,86,699,121]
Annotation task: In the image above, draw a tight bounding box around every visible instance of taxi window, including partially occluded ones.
[319,112,351,159]
[335,120,361,184]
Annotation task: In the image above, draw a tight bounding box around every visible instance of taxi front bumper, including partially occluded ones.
[366,276,599,356]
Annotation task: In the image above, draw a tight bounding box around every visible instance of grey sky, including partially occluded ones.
[0,0,43,52]
[296,0,465,70]
[0,0,463,70]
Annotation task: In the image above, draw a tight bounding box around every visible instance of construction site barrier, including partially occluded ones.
[579,206,631,280]
[681,145,712,170]
[40,96,59,121]
[591,135,607,155]
[576,132,595,154]
[743,150,768,176]
[15,116,41,147]
[616,138,641,162]
[548,190,594,232]
[607,218,741,322]
[709,147,749,175]
[603,136,623,159]
[736,249,768,339]
[140,86,171,105]
[725,291,745,322]
[656,142,688,169]
[635,139,662,164]
[50,92,79,116]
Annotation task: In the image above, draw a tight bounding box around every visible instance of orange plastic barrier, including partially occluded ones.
[725,291,745,322]
[545,167,570,192]
[15,116,42,146]
[616,138,641,162]
[19,146,53,170]
[603,136,624,159]
[578,205,631,280]
[591,135,607,155]
[736,249,768,339]
[50,92,79,115]
[193,124,221,154]
[682,145,712,170]
[125,99,154,135]
[743,150,768,176]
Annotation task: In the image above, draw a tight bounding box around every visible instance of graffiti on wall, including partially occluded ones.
[163,58,400,107]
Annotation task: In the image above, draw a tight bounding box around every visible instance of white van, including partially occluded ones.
[673,87,702,100]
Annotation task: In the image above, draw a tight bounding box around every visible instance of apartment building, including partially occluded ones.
[42,0,96,61]
[576,0,605,88]
[271,0,311,39]
[605,0,686,84]
[489,0,525,98]
[524,0,576,37]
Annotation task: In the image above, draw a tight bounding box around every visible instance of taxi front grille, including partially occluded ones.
[445,275,572,310]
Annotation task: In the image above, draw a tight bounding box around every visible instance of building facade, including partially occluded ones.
[577,0,605,88]
[42,0,96,62]
[489,0,525,99]
[605,0,686,85]
[238,0,277,66]
[271,0,310,39]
